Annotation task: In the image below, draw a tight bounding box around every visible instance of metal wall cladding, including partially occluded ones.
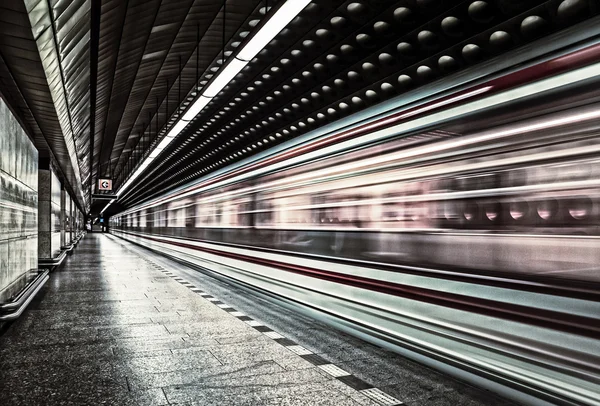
[38,167,63,258]
[0,97,38,302]
[0,175,38,239]
[25,0,91,209]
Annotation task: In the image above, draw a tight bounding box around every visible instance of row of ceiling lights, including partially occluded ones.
[101,0,312,214]
[117,0,593,207]
[129,0,579,200]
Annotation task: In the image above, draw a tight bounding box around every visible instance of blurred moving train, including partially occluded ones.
[111,43,600,405]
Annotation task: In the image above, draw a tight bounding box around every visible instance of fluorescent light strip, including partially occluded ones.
[203,58,249,98]
[100,199,115,215]
[156,135,175,151]
[111,0,312,204]
[166,119,188,139]
[149,149,162,159]
[237,0,313,62]
[182,96,212,121]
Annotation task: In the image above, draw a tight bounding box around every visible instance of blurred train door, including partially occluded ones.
[331,195,364,259]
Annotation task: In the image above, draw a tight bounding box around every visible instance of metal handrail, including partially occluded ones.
[0,270,49,321]
[39,250,67,267]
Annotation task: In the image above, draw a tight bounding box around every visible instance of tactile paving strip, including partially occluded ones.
[360,388,404,405]
[286,345,313,356]
[143,256,404,406]
[263,331,284,339]
[318,364,351,378]
[217,303,233,309]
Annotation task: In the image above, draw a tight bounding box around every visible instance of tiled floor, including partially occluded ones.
[0,233,518,406]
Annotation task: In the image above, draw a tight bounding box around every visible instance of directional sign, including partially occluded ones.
[98,178,112,191]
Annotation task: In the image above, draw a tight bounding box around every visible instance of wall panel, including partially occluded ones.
[0,98,38,302]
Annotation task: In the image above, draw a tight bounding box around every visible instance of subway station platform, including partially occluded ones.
[0,234,516,406]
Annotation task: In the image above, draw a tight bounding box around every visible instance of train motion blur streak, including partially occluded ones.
[110,45,600,406]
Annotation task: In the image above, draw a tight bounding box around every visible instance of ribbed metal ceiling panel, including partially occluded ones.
[107,0,197,175]
[93,0,128,185]
[93,0,265,192]
[0,0,87,212]
[25,0,91,207]
[97,0,163,179]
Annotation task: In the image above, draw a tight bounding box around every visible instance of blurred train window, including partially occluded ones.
[275,195,312,226]
[156,206,167,227]
[311,193,330,225]
[218,196,251,227]
[214,202,223,226]
[405,183,428,227]
[382,192,408,223]
[220,200,234,226]
[167,202,185,227]
[310,192,366,227]
[195,200,223,227]
[147,207,154,227]
[139,210,147,228]
[405,202,423,223]
[237,201,252,227]
[256,198,273,226]
[456,177,473,191]
[443,201,460,221]
[437,177,457,192]
[505,169,528,188]
[195,198,211,227]
[531,165,558,184]
[480,173,500,189]
[382,200,402,221]
[335,196,361,227]
[556,162,593,182]
[468,174,497,190]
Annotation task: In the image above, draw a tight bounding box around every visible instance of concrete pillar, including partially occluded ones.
[63,195,70,246]
[60,187,66,248]
[0,98,38,302]
[69,196,73,244]
[38,166,61,260]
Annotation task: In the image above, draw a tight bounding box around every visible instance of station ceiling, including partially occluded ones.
[0,0,597,215]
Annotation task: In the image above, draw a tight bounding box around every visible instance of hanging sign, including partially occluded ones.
[98,179,112,191]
